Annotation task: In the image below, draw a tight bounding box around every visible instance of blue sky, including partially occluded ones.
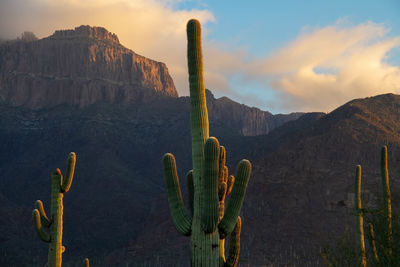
[174,0,400,113]
[1,0,399,113]
[189,1,400,57]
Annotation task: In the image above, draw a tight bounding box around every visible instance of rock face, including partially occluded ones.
[0,25,302,136]
[206,89,303,136]
[0,25,178,108]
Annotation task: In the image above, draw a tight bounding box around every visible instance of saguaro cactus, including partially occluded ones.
[355,165,366,267]
[354,146,395,266]
[381,146,392,256]
[32,152,76,267]
[163,19,251,266]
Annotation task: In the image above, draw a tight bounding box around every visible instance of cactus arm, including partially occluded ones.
[162,153,192,236]
[35,200,51,227]
[33,209,51,242]
[226,175,234,196]
[201,137,221,233]
[186,170,194,216]
[369,223,379,264]
[84,258,90,267]
[355,165,366,267]
[219,160,251,238]
[381,146,392,255]
[61,152,76,193]
[218,146,226,186]
[223,166,228,182]
[219,182,227,202]
[225,216,241,267]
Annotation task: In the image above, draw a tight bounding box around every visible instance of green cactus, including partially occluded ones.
[381,146,393,256]
[32,152,76,267]
[369,223,379,264]
[225,216,241,267]
[162,19,251,266]
[355,165,366,267]
[354,146,396,266]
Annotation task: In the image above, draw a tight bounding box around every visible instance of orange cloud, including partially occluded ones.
[0,0,215,96]
[1,3,399,113]
[253,21,400,112]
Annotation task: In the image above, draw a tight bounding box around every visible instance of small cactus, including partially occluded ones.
[32,152,76,267]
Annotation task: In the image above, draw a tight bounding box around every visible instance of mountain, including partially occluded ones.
[0,25,300,136]
[237,94,400,265]
[3,89,400,266]
[0,25,307,266]
[123,93,400,266]
[0,25,177,109]
[3,24,398,267]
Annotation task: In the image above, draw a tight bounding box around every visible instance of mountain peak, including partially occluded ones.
[0,25,178,108]
[50,25,120,44]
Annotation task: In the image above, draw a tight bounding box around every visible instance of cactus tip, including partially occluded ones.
[32,209,39,216]
[187,18,201,27]
[53,168,62,176]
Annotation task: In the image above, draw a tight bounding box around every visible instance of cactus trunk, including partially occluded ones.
[187,19,221,266]
[381,146,392,257]
[48,169,64,267]
[355,165,366,267]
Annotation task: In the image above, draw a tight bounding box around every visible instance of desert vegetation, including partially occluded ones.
[162,19,251,266]
[322,146,400,267]
[32,153,89,266]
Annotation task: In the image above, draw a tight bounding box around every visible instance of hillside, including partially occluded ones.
[126,94,400,266]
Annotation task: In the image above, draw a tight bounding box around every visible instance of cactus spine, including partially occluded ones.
[163,19,251,266]
[32,152,76,267]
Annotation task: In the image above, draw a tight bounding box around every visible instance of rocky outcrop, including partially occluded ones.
[206,89,304,136]
[0,25,177,108]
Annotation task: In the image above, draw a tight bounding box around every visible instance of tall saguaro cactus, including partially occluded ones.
[163,19,251,266]
[32,152,76,267]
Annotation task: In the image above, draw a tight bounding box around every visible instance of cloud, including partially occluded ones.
[0,0,215,96]
[1,2,399,113]
[250,21,400,112]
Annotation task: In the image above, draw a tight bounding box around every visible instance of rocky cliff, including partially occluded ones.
[206,89,303,136]
[0,25,178,108]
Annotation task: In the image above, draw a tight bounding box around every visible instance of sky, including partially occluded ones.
[1,0,399,113]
